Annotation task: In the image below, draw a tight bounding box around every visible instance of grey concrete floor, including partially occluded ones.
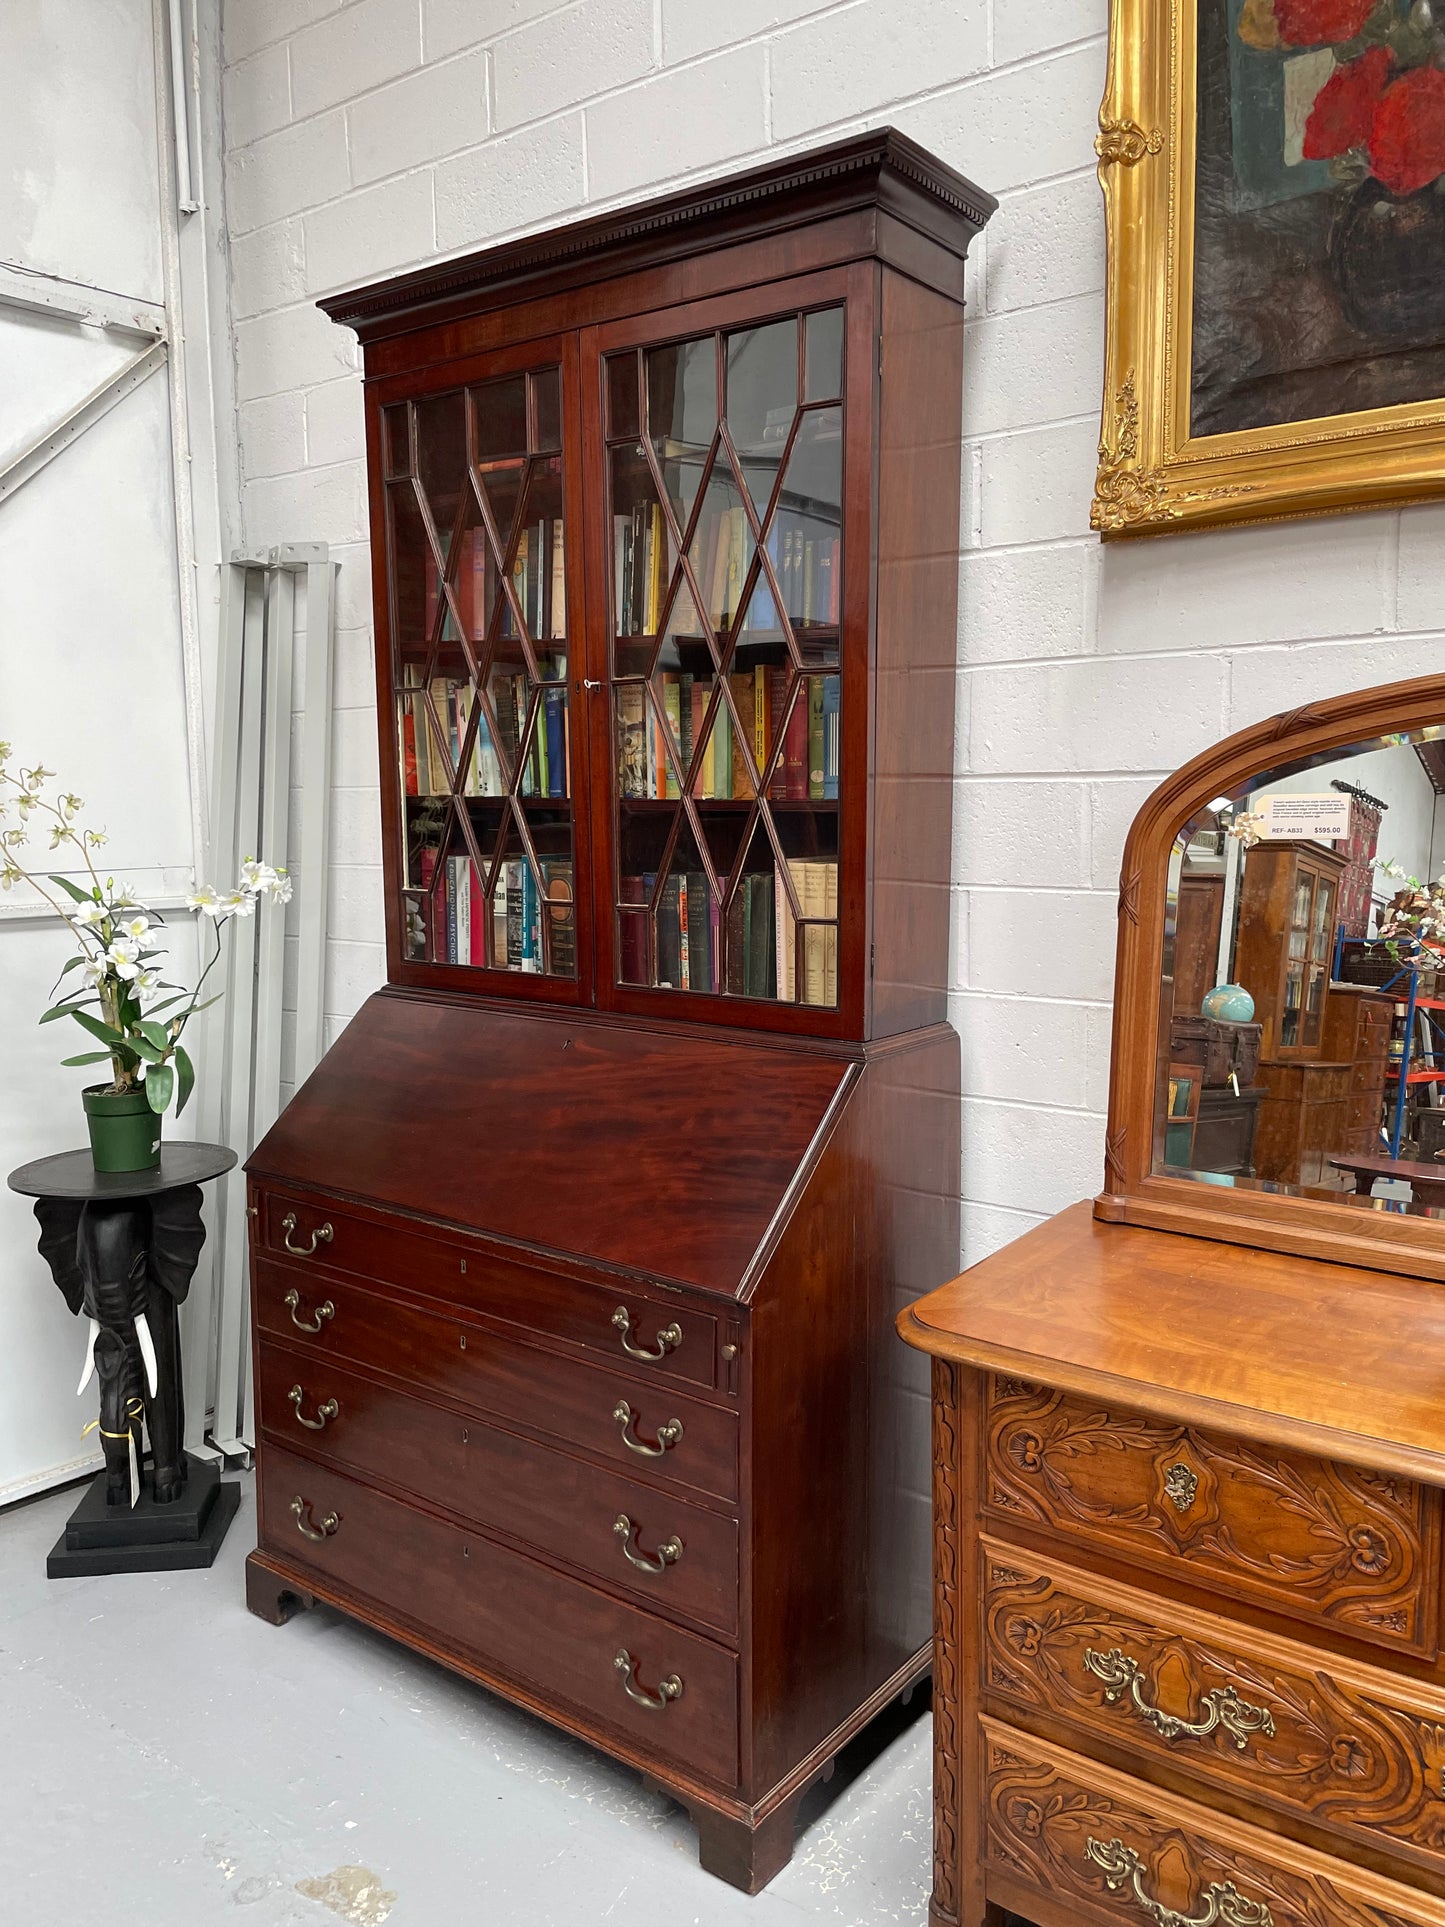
[0,1473,943,1927]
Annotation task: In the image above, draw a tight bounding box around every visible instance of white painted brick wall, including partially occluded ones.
[217,0,1445,1277]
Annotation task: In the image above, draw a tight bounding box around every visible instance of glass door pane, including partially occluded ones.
[384,365,578,980]
[602,304,845,1008]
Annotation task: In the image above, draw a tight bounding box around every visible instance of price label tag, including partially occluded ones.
[1255,792,1352,842]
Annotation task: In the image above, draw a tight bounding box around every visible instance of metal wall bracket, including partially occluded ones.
[0,338,169,508]
[0,260,167,339]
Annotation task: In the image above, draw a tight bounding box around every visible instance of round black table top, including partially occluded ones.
[7,1142,237,1201]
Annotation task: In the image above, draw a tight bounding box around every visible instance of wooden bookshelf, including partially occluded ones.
[246,131,994,1891]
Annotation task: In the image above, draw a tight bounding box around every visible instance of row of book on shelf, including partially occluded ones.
[411,848,576,974]
[618,669,839,802]
[620,857,838,1005]
[402,674,570,800]
[614,500,839,637]
[420,516,566,644]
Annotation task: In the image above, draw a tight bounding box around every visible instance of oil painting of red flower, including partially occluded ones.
[1302,45,1393,157]
[1369,65,1445,195]
[1273,0,1377,43]
[1192,0,1445,440]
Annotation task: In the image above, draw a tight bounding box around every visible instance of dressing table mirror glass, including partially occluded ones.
[1101,675,1445,1280]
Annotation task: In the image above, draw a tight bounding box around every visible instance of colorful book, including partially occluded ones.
[662,676,681,799]
[619,873,653,983]
[469,861,486,966]
[540,856,575,977]
[808,678,825,800]
[658,875,683,988]
[821,675,840,800]
[616,686,646,798]
[545,686,567,798]
[519,862,539,973]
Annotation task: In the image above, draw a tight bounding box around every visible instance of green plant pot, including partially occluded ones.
[82,1084,161,1173]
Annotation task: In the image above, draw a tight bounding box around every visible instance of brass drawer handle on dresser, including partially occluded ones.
[1084,1647,1277,1751]
[612,1401,683,1457]
[288,1385,340,1432]
[283,1288,334,1333]
[290,1497,339,1543]
[613,1649,683,1711]
[611,1306,683,1362]
[613,1514,683,1574]
[1086,1838,1273,1927]
[281,1212,333,1257]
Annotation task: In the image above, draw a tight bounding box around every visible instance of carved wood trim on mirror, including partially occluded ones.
[1097,670,1445,1284]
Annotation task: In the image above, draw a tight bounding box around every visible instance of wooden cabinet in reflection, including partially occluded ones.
[1235,839,1345,1059]
[1173,873,1224,1016]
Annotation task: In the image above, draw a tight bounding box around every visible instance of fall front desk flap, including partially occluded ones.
[246,989,852,1298]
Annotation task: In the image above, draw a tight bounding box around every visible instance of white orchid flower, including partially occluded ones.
[70,901,107,928]
[218,889,255,918]
[240,858,278,892]
[81,955,107,988]
[106,937,141,981]
[116,913,150,942]
[133,965,163,1002]
[187,884,224,917]
[270,873,294,904]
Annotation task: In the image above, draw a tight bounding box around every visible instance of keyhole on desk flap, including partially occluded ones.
[461,1428,469,1446]
[460,1258,467,1274]
[459,1333,467,1350]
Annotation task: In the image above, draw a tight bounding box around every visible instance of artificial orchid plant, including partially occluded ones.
[0,748,290,1115]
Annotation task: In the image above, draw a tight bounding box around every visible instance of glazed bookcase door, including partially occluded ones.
[582,271,868,1037]
[373,338,592,997]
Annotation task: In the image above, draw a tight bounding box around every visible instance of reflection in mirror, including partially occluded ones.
[1158,725,1445,1215]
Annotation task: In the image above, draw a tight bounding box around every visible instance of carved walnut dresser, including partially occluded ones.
[902,675,1445,1927]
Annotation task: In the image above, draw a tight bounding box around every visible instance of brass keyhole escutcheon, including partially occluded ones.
[1163,1462,1199,1513]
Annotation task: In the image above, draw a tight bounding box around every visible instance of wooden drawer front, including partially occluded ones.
[256,1191,718,1389]
[254,1259,738,1502]
[983,1719,1445,1927]
[983,1539,1445,1873]
[256,1340,739,1637]
[985,1379,1439,1656]
[258,1443,738,1787]
[1346,1091,1385,1132]
[1351,1057,1387,1093]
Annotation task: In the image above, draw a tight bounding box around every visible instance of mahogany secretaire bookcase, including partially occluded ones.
[242,132,994,1890]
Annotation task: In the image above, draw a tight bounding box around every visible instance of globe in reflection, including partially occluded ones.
[1201,982,1256,1024]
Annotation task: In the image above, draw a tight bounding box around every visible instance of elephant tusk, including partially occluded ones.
[77,1317,101,1397]
[134,1314,160,1399]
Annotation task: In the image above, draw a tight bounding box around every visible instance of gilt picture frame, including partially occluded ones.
[1095,0,1445,537]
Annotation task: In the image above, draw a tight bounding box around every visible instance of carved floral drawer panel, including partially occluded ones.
[259,1441,740,1787]
[255,1188,720,1389]
[981,1535,1445,1874]
[983,1717,1445,1927]
[253,1258,739,1502]
[983,1377,1441,1657]
[256,1336,740,1637]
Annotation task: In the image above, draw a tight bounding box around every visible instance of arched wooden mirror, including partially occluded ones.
[1100,673,1445,1283]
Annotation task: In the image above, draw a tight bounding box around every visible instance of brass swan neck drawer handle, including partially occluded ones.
[1086,1837,1273,1927]
[283,1288,334,1333]
[288,1385,340,1431]
[281,1211,334,1257]
[613,1514,683,1574]
[1084,1647,1276,1751]
[612,1402,683,1457]
[614,1649,683,1710]
[611,1306,683,1362]
[291,1496,339,1543]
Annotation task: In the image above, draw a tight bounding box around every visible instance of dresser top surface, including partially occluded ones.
[901,1202,1445,1483]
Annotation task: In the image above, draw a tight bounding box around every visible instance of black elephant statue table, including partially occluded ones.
[8,1141,240,1577]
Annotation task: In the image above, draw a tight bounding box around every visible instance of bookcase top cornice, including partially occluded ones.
[319,128,996,343]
